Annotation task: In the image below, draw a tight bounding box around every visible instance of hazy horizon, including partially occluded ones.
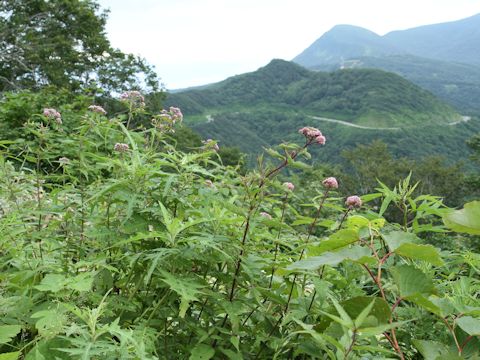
[98,0,480,89]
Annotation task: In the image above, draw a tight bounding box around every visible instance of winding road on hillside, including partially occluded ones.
[202,114,472,130]
[309,115,472,130]
[309,115,400,130]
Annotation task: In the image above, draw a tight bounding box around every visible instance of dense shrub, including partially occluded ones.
[0,96,479,359]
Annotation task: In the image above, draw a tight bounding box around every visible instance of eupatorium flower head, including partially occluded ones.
[322,177,338,189]
[345,195,362,209]
[114,143,130,152]
[88,105,107,115]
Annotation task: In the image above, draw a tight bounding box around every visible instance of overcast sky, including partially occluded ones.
[98,0,480,89]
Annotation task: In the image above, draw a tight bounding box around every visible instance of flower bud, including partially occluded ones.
[114,143,130,152]
[322,177,338,189]
[345,195,362,209]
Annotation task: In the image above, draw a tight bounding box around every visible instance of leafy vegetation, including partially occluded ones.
[1,2,479,358]
[0,98,479,359]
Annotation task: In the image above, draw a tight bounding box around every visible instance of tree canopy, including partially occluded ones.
[0,0,160,93]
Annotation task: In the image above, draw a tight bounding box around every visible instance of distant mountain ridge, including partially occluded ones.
[293,13,480,115]
[294,13,480,67]
[163,60,479,166]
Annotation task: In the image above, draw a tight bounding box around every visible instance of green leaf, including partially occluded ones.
[412,340,451,360]
[160,271,205,318]
[354,299,375,329]
[405,294,441,315]
[395,243,444,266]
[0,325,21,344]
[66,272,94,292]
[0,352,20,360]
[308,229,359,256]
[346,215,369,230]
[31,309,66,337]
[383,231,420,251]
[456,316,480,336]
[330,297,353,327]
[390,265,436,298]
[358,321,409,337]
[286,246,371,271]
[34,274,66,293]
[443,201,480,235]
[189,344,215,360]
[24,337,71,360]
[320,297,388,331]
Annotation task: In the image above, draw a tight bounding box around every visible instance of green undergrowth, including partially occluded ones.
[0,99,479,359]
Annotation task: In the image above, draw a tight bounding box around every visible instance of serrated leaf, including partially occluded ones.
[354,299,376,328]
[443,201,480,235]
[160,271,205,318]
[66,272,94,292]
[390,265,436,298]
[308,229,359,256]
[31,309,66,337]
[395,243,444,266]
[286,246,370,271]
[358,321,408,337]
[34,274,66,293]
[383,231,420,251]
[412,340,451,360]
[0,325,21,344]
[404,294,441,315]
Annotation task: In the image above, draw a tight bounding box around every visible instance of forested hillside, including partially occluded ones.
[0,1,479,359]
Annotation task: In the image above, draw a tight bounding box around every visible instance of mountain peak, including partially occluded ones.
[294,13,480,68]
[293,24,398,67]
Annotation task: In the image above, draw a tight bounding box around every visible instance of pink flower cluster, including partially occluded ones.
[120,91,145,108]
[114,143,130,152]
[152,106,183,132]
[298,126,326,145]
[43,108,62,124]
[88,105,107,115]
[322,177,338,189]
[202,139,219,152]
[345,195,362,209]
[283,182,295,191]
